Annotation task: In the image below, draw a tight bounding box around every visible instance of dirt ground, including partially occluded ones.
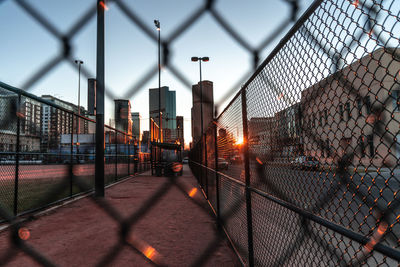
[0,166,241,266]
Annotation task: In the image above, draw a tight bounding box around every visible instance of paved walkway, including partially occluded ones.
[0,166,240,266]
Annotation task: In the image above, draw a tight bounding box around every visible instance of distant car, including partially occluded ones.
[291,156,320,170]
[182,157,189,164]
[209,158,229,170]
[230,155,242,164]
[217,158,229,170]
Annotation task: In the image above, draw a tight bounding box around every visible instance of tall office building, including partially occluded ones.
[149,86,176,140]
[131,112,141,139]
[191,80,214,144]
[41,95,88,150]
[114,99,132,136]
[87,78,96,115]
[0,92,40,134]
[0,91,42,152]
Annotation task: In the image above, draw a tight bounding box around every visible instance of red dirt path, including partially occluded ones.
[0,166,240,266]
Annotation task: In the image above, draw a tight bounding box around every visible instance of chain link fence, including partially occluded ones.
[1,0,399,265]
[190,0,400,265]
[0,81,150,220]
[0,0,304,265]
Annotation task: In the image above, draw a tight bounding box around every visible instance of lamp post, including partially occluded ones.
[191,56,209,196]
[74,59,83,160]
[154,19,162,165]
[154,20,161,142]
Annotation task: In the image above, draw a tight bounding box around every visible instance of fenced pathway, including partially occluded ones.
[0,166,239,266]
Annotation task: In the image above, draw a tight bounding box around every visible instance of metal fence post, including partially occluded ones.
[241,88,254,266]
[95,0,105,197]
[115,131,118,181]
[134,140,138,174]
[214,120,220,223]
[199,141,203,186]
[128,138,130,176]
[204,132,208,199]
[70,114,74,196]
[13,93,21,216]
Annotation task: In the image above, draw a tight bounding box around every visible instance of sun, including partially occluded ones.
[236,137,244,145]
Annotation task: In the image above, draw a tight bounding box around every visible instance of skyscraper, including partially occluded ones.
[41,95,88,150]
[131,112,141,139]
[114,99,132,136]
[149,86,176,140]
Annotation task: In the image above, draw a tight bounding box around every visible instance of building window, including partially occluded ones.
[368,135,374,157]
[339,105,344,120]
[393,90,400,112]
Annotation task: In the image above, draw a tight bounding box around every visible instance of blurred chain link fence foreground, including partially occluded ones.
[1,0,399,266]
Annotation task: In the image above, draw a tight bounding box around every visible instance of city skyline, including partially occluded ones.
[0,0,316,146]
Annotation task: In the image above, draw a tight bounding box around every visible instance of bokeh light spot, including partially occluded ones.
[18,227,30,240]
[189,188,198,198]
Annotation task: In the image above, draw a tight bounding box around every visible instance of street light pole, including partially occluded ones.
[75,60,83,160]
[75,60,84,118]
[154,19,161,165]
[154,20,161,143]
[191,56,209,197]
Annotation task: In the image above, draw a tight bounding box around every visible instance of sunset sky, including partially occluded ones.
[0,0,319,144]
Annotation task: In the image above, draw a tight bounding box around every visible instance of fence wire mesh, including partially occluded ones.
[0,0,399,266]
[190,0,400,266]
[1,0,301,265]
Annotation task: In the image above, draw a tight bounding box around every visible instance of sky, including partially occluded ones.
[0,0,324,145]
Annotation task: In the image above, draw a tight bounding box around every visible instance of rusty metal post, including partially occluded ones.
[95,0,105,197]
[241,89,254,266]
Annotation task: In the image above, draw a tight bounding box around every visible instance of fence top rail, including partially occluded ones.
[0,80,133,137]
[216,0,323,120]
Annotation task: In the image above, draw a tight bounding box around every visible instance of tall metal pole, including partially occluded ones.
[157,22,162,166]
[154,19,161,166]
[241,89,254,266]
[77,62,81,117]
[75,60,83,160]
[158,24,161,139]
[95,0,105,197]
